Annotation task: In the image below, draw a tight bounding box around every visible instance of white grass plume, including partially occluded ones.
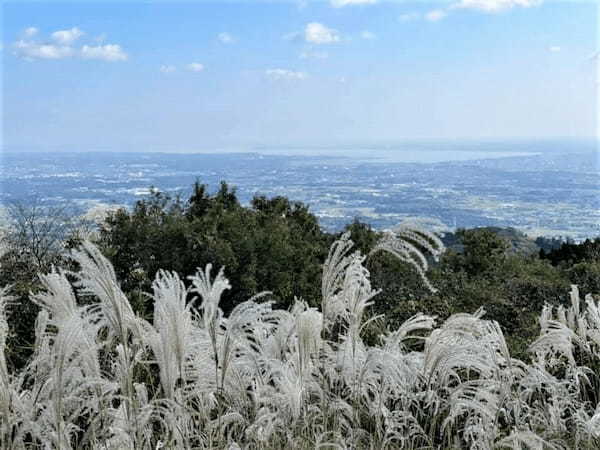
[1,237,598,449]
[370,222,444,293]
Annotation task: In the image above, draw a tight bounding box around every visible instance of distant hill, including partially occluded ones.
[442,226,547,256]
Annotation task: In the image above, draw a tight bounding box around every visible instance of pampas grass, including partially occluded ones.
[1,229,599,449]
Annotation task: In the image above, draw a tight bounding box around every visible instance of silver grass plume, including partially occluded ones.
[144,269,194,399]
[3,233,599,449]
[321,231,355,328]
[28,269,111,450]
[493,429,564,450]
[370,221,444,293]
[530,285,599,365]
[69,241,139,343]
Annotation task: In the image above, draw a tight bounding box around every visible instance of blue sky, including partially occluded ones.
[2,0,598,152]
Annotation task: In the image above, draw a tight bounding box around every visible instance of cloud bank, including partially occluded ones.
[13,27,127,62]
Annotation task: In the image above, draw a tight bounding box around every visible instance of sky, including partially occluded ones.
[2,0,598,152]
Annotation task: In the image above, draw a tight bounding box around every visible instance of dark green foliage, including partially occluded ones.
[540,237,600,266]
[98,181,332,315]
[0,251,41,370]
[566,261,600,296]
[446,228,510,275]
[535,235,568,253]
[2,184,598,369]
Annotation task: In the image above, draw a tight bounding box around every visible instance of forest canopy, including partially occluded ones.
[1,180,599,369]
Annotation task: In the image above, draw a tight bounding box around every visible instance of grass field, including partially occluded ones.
[1,231,599,449]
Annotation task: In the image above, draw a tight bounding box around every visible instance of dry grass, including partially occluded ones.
[1,229,599,449]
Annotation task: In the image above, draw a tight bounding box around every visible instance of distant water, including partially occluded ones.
[4,138,596,164]
[252,147,539,164]
[245,139,597,164]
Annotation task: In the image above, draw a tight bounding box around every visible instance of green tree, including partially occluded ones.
[99,182,333,315]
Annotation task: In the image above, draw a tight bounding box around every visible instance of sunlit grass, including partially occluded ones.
[1,229,598,449]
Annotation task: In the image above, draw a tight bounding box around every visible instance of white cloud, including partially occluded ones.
[51,27,84,45]
[305,22,340,45]
[160,64,176,73]
[299,49,328,59]
[187,62,205,72]
[331,0,376,7]
[425,9,447,21]
[548,46,561,53]
[218,32,235,44]
[12,29,127,63]
[360,30,376,40]
[13,40,74,60]
[81,44,127,61]
[265,69,308,81]
[399,12,420,22]
[23,27,39,37]
[453,0,542,12]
